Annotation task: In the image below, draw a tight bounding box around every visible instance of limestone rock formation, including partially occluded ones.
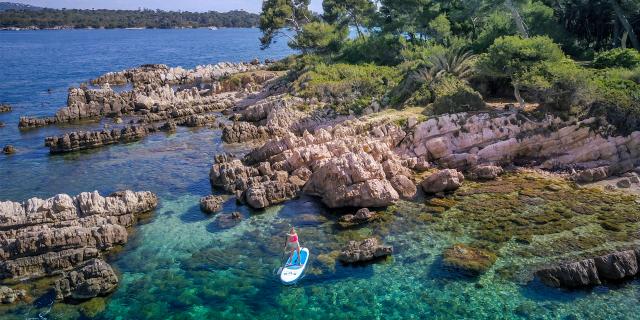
[338,238,393,264]
[535,249,640,288]
[304,152,400,208]
[0,286,27,304]
[0,190,157,281]
[54,258,118,301]
[45,125,157,153]
[421,169,465,194]
[200,195,225,214]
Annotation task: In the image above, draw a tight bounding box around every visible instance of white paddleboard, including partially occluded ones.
[280,247,309,285]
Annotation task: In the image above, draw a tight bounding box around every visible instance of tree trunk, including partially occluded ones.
[505,0,529,38]
[513,82,526,109]
[609,0,640,50]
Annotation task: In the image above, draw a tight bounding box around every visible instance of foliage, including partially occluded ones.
[322,0,376,36]
[290,22,348,54]
[0,8,259,28]
[588,76,640,135]
[259,0,312,50]
[292,62,401,114]
[431,75,485,114]
[339,34,409,66]
[592,48,640,69]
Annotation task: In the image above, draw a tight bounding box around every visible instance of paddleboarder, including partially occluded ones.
[286,227,302,266]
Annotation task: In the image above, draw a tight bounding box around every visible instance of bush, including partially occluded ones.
[339,34,409,66]
[292,62,401,114]
[431,76,485,115]
[588,76,640,135]
[520,59,592,112]
[592,48,640,69]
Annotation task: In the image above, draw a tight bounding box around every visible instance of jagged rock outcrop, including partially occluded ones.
[0,286,26,304]
[54,258,118,301]
[421,169,465,194]
[211,118,427,209]
[535,249,640,288]
[45,125,160,153]
[304,152,400,208]
[572,166,609,183]
[338,238,393,264]
[19,63,274,129]
[402,113,640,182]
[0,190,157,280]
[91,62,264,86]
[0,104,11,113]
[200,195,225,214]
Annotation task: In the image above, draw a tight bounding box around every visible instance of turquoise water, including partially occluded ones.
[1,29,640,319]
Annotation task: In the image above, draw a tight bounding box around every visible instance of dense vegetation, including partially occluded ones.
[0,8,259,29]
[261,0,640,135]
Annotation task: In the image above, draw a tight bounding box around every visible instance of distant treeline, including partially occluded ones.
[0,8,260,29]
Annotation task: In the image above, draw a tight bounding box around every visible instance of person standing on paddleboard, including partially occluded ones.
[286,227,302,265]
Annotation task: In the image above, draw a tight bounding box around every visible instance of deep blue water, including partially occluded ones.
[1,29,640,320]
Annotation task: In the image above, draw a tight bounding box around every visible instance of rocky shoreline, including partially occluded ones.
[0,190,157,302]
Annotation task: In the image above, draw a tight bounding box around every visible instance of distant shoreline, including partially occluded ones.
[0,26,258,31]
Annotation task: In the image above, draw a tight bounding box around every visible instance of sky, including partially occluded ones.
[11,0,324,13]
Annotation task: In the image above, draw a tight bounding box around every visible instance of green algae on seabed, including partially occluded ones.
[8,171,640,319]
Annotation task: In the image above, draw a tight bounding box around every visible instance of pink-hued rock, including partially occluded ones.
[421,169,465,194]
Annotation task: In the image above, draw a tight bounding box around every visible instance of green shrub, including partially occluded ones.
[592,48,640,69]
[339,34,408,66]
[588,76,640,135]
[292,62,401,114]
[520,59,592,112]
[290,22,348,54]
[431,76,485,115]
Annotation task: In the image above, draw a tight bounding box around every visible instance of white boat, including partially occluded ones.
[208,26,218,30]
[280,248,309,285]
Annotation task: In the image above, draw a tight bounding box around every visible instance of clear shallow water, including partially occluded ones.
[1,29,640,320]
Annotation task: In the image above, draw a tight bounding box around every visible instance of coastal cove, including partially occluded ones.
[2,27,640,320]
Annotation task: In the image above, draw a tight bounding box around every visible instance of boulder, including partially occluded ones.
[200,195,225,213]
[214,212,242,229]
[244,181,299,209]
[442,244,497,275]
[421,169,464,194]
[0,286,27,304]
[573,167,610,183]
[389,175,417,199]
[304,152,400,208]
[54,259,118,301]
[535,259,601,288]
[0,104,11,113]
[338,208,376,228]
[338,238,393,264]
[468,165,503,180]
[594,250,639,280]
[616,178,631,188]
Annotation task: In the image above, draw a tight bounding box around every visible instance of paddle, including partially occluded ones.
[276,234,289,275]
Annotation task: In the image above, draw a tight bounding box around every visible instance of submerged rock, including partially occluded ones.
[54,259,118,301]
[214,211,242,229]
[442,244,497,275]
[421,169,464,194]
[200,195,225,213]
[338,208,376,228]
[338,238,393,264]
[0,104,11,113]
